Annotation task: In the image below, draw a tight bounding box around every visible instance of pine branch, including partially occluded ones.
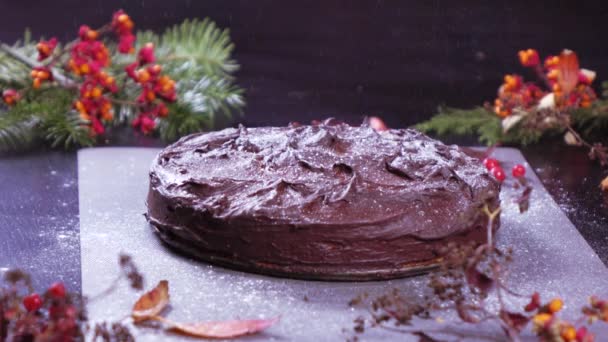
[157,101,211,142]
[146,18,239,80]
[0,110,38,153]
[571,83,608,137]
[415,106,503,145]
[570,105,608,137]
[0,87,93,151]
[137,18,244,138]
[0,30,36,88]
[40,111,94,149]
[0,43,75,87]
[180,76,244,126]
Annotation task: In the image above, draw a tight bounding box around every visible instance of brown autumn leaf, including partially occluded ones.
[132,280,170,323]
[499,310,530,333]
[556,49,579,94]
[600,176,608,192]
[166,316,280,339]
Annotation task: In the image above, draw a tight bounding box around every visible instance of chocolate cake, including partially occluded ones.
[146,119,500,280]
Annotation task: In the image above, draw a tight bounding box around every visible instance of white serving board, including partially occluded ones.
[78,147,608,341]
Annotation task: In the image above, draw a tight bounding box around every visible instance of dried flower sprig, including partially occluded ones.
[349,164,604,341]
[417,49,608,168]
[0,11,243,152]
[0,253,278,341]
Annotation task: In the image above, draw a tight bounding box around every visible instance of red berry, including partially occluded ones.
[23,293,43,312]
[48,282,66,298]
[491,167,506,182]
[512,164,526,178]
[483,158,500,170]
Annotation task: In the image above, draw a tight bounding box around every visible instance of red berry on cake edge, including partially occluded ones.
[483,158,500,170]
[491,167,506,182]
[23,293,43,312]
[48,281,66,298]
[512,164,526,178]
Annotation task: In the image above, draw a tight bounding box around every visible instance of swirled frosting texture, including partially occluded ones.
[147,120,500,280]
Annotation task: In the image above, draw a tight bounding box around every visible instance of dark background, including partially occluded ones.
[1,1,608,288]
[2,1,608,127]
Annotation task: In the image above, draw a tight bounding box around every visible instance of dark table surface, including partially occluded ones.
[1,0,608,291]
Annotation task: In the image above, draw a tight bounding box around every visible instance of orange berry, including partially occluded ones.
[75,101,87,114]
[80,64,90,74]
[552,83,562,93]
[137,69,151,83]
[533,313,552,326]
[146,90,156,101]
[101,110,113,121]
[503,74,521,91]
[561,325,576,341]
[159,106,169,117]
[91,87,102,98]
[547,69,559,80]
[118,14,129,23]
[87,29,98,40]
[549,298,563,313]
[33,78,41,89]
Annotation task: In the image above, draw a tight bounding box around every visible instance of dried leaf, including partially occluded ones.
[465,265,493,294]
[456,302,480,323]
[499,310,530,333]
[564,131,582,146]
[514,185,533,213]
[501,114,523,133]
[557,49,580,94]
[524,292,541,312]
[414,332,444,342]
[132,280,169,323]
[600,176,608,192]
[167,316,279,339]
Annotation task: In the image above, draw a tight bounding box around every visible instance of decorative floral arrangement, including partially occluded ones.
[0,10,243,152]
[349,160,606,342]
[417,49,608,167]
[0,255,277,341]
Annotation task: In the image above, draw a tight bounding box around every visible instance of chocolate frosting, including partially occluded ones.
[147,119,500,280]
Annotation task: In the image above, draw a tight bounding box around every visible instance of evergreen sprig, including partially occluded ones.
[0,30,37,88]
[0,87,93,152]
[140,18,239,80]
[0,17,244,152]
[142,19,244,140]
[415,106,503,145]
[417,82,608,146]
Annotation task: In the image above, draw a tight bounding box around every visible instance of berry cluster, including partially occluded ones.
[111,10,136,54]
[494,49,597,118]
[4,280,85,341]
[2,89,20,106]
[30,66,53,89]
[544,50,596,108]
[526,293,595,342]
[67,21,128,135]
[494,74,544,118]
[36,38,58,61]
[483,157,525,183]
[125,43,176,134]
[1,9,177,137]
